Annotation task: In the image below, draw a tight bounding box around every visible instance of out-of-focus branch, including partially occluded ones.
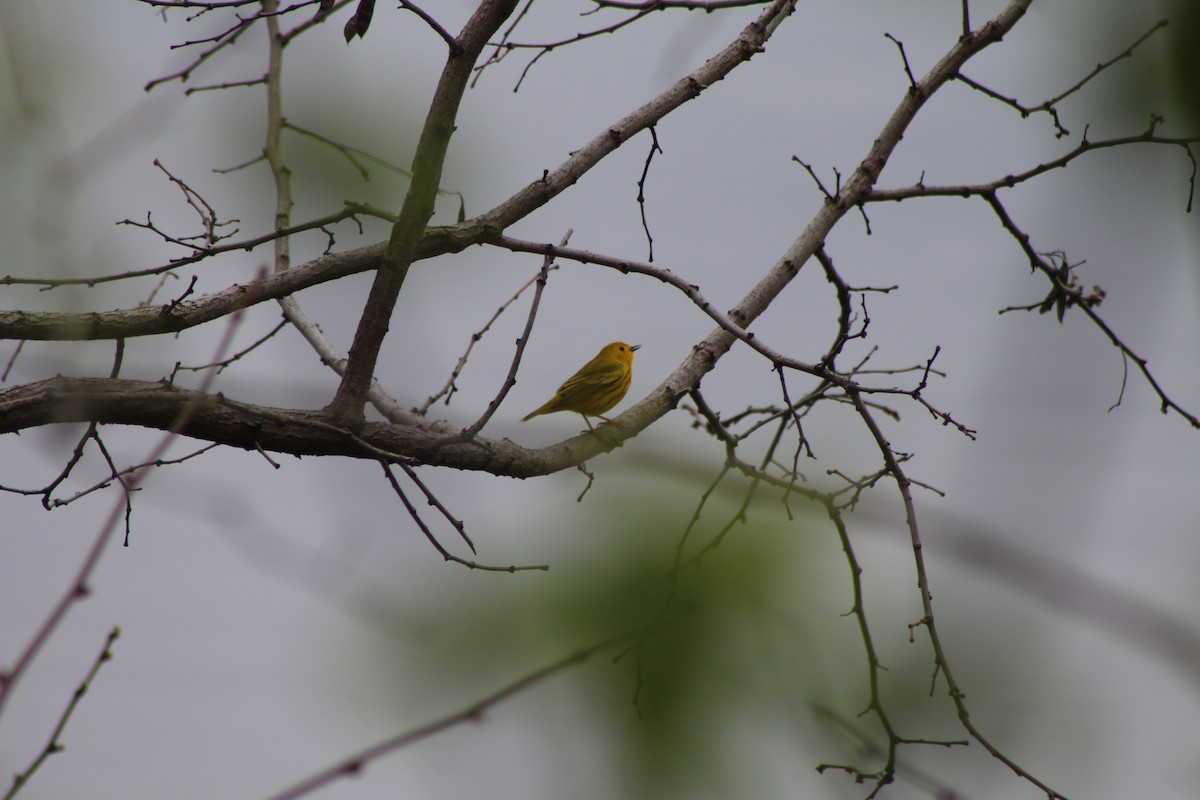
[262,632,641,800]
[0,305,248,723]
[4,627,121,800]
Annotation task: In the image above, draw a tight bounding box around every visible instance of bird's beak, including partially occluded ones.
[631,344,641,351]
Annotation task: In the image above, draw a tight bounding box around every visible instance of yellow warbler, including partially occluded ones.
[522,342,640,429]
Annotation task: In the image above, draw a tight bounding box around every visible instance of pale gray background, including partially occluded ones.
[2,1,1198,798]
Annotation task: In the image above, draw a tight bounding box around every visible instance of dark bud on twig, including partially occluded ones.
[344,0,376,42]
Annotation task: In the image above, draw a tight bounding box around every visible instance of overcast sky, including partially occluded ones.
[2,1,1199,798]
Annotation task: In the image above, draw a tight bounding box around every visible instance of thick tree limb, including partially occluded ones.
[0,0,1030,470]
[0,377,648,476]
[618,0,1034,433]
[0,221,502,342]
[474,0,796,234]
[0,1,797,346]
[327,0,521,424]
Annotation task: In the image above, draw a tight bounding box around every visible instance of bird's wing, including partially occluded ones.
[555,359,625,401]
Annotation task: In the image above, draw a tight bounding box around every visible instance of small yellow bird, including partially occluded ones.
[522,342,640,430]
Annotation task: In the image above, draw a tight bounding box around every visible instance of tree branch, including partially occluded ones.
[326,0,521,425]
[0,377,640,477]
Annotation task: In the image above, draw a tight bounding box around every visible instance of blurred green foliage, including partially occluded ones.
[1165,0,1200,132]
[336,463,1056,798]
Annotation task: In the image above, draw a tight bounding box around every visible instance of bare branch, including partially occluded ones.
[475,0,796,233]
[398,464,474,553]
[418,264,549,414]
[262,633,640,800]
[327,0,524,425]
[884,32,916,87]
[983,192,1200,428]
[460,230,568,437]
[843,380,1068,799]
[0,302,249,722]
[381,463,543,570]
[398,1,459,53]
[0,207,359,289]
[956,19,1169,137]
[4,627,121,800]
[593,0,771,8]
[0,376,645,476]
[636,126,663,262]
[867,128,1200,207]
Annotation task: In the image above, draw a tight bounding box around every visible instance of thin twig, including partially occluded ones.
[983,191,1199,428]
[844,384,1069,799]
[0,299,249,722]
[398,0,459,53]
[262,632,640,800]
[398,464,475,553]
[171,320,287,377]
[956,19,1168,138]
[4,626,122,800]
[418,237,562,415]
[460,230,570,437]
[636,126,662,261]
[381,463,546,571]
[1,341,25,382]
